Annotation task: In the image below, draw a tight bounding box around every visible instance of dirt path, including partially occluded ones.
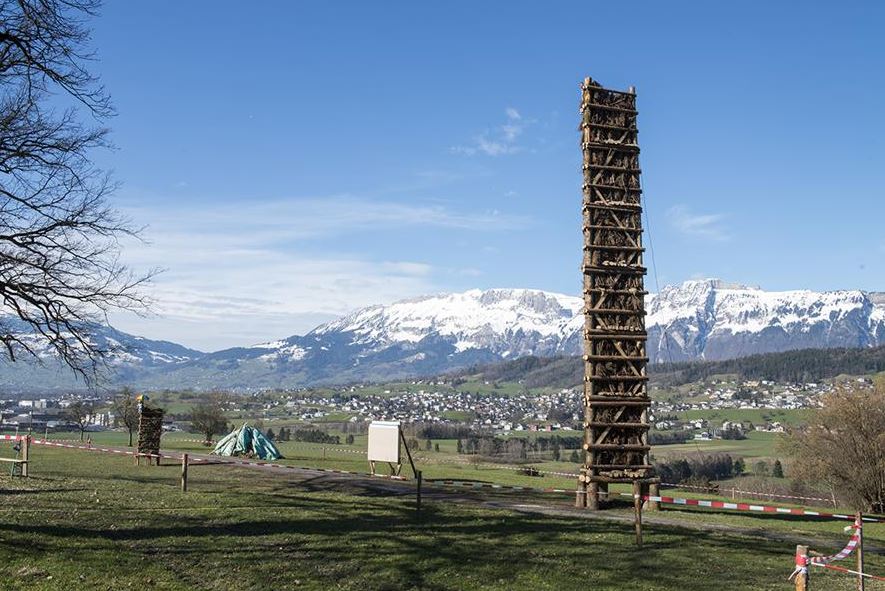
[165,447,882,555]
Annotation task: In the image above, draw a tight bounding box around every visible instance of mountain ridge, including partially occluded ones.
[1,280,883,392]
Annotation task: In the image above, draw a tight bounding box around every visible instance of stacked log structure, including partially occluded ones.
[576,77,657,510]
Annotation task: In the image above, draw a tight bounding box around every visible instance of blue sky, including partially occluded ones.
[93,1,885,350]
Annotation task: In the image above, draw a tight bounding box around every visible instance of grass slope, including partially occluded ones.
[0,444,882,590]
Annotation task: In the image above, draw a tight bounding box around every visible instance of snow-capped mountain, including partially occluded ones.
[0,315,203,393]
[2,281,883,392]
[646,279,885,362]
[311,289,583,359]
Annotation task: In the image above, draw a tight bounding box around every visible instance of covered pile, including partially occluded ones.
[212,423,283,460]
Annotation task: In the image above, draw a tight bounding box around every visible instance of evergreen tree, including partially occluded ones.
[772,459,784,478]
[733,457,745,476]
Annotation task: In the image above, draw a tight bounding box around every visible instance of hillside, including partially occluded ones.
[454,345,885,388]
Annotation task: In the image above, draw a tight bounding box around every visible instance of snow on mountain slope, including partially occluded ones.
[217,282,885,376]
[3,282,883,392]
[0,314,203,368]
[646,280,885,362]
[311,289,583,358]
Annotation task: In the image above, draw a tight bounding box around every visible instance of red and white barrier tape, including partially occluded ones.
[661,482,835,504]
[632,493,882,523]
[811,516,861,565]
[2,434,406,481]
[812,563,885,582]
[428,479,573,495]
[1,435,209,463]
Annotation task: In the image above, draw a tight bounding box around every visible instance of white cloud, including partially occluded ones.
[111,195,524,350]
[667,205,730,241]
[452,107,530,157]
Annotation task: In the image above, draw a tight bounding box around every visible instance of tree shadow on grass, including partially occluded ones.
[0,489,796,591]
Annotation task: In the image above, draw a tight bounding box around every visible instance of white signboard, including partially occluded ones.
[368,420,401,464]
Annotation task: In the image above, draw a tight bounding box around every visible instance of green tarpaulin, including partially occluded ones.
[212,423,283,460]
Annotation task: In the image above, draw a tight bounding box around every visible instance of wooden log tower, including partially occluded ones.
[576,77,658,509]
[136,406,164,466]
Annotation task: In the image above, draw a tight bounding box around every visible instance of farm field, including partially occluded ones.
[1,443,883,590]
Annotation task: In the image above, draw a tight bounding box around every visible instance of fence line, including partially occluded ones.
[660,481,836,505]
[7,434,882,524]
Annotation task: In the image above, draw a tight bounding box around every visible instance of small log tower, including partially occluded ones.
[576,77,658,509]
[136,406,164,466]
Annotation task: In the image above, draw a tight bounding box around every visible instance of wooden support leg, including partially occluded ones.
[587,481,600,511]
[576,481,588,508]
[647,482,660,511]
[599,482,609,504]
[633,480,643,547]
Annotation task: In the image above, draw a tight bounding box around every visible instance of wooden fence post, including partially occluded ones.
[633,480,643,547]
[22,435,30,477]
[795,545,809,591]
[416,470,422,515]
[181,453,189,492]
[856,512,864,591]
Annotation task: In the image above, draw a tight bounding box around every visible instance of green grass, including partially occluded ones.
[651,431,782,461]
[2,445,883,590]
[675,408,812,426]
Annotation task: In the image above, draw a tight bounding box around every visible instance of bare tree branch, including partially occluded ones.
[0,0,155,383]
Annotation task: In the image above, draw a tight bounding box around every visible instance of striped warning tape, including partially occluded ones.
[1,434,406,481]
[812,563,885,582]
[811,516,860,565]
[0,435,210,463]
[281,443,366,455]
[423,479,885,523]
[207,456,408,481]
[628,493,883,523]
[9,434,883,523]
[660,482,835,504]
[427,479,573,495]
[420,457,579,478]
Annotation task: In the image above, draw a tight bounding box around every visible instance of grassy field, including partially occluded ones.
[650,431,782,461]
[675,408,812,426]
[1,443,883,590]
[0,429,789,491]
